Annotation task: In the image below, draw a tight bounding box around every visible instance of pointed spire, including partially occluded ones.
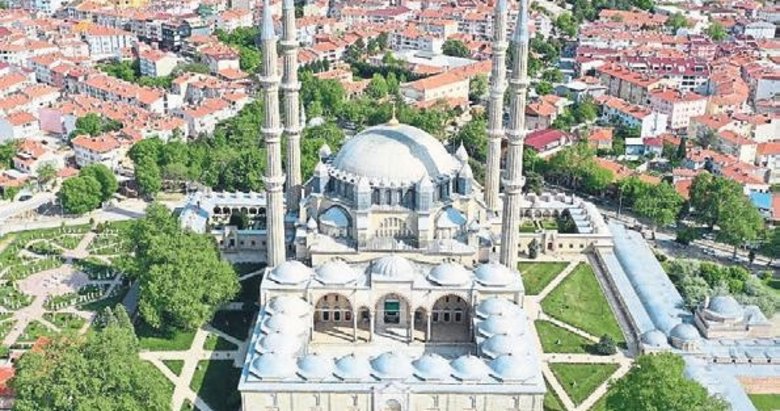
[299,100,306,128]
[260,0,276,41]
[512,0,529,43]
[455,142,469,162]
[459,161,473,179]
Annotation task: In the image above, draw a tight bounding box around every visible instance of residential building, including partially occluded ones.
[138,48,178,77]
[525,128,571,157]
[595,63,664,105]
[596,95,668,137]
[79,25,135,59]
[649,89,708,132]
[12,139,62,175]
[0,111,38,142]
[71,133,123,170]
[587,127,613,151]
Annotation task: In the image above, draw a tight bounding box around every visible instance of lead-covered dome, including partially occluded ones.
[315,260,359,285]
[450,355,491,381]
[250,353,296,380]
[296,354,334,381]
[412,353,452,381]
[334,354,372,381]
[474,263,515,287]
[255,332,303,355]
[330,123,460,184]
[267,296,310,318]
[708,295,743,319]
[371,352,414,380]
[489,353,539,382]
[475,297,518,319]
[371,255,415,281]
[267,260,314,285]
[427,263,472,286]
[476,315,525,338]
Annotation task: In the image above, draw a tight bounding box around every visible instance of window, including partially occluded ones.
[443,312,450,322]
[334,311,341,321]
[454,311,462,322]
[432,312,439,322]
[322,311,330,321]
[345,311,352,321]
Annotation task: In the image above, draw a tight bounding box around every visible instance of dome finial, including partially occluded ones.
[387,104,399,126]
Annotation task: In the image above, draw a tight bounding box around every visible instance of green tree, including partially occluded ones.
[535,81,554,95]
[451,117,488,162]
[689,173,743,229]
[37,163,57,187]
[12,306,169,411]
[582,166,614,195]
[542,68,564,83]
[73,113,105,137]
[125,203,239,330]
[761,228,780,265]
[469,74,488,102]
[705,21,727,41]
[135,158,162,197]
[386,71,400,95]
[572,98,598,123]
[58,175,103,214]
[0,140,18,169]
[79,163,118,202]
[300,123,345,179]
[665,12,689,33]
[366,73,389,99]
[716,196,764,257]
[634,182,683,237]
[442,39,470,58]
[605,353,729,411]
[554,13,578,37]
[593,334,617,355]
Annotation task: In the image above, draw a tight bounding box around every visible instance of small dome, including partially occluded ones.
[315,260,358,285]
[334,354,373,381]
[255,332,302,355]
[480,334,522,358]
[267,261,314,285]
[372,255,415,281]
[318,143,332,159]
[708,295,743,319]
[250,353,296,380]
[640,329,668,347]
[261,313,306,336]
[670,323,700,342]
[475,297,518,319]
[476,315,525,338]
[267,296,310,318]
[371,352,414,380]
[450,355,491,381]
[296,354,334,381]
[489,353,539,382]
[412,353,452,381]
[306,217,318,231]
[427,263,472,286]
[474,263,515,287]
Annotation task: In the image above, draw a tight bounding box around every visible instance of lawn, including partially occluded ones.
[549,363,619,406]
[519,221,538,233]
[544,379,566,411]
[80,286,129,312]
[42,313,86,332]
[18,321,57,343]
[519,262,569,295]
[141,361,174,402]
[136,321,197,351]
[203,333,238,351]
[163,359,184,376]
[190,360,242,411]
[210,310,254,340]
[535,320,594,354]
[749,393,780,411]
[541,263,625,345]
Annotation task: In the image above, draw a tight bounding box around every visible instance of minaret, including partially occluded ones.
[259,0,286,267]
[499,0,529,269]
[485,0,509,213]
[281,0,302,208]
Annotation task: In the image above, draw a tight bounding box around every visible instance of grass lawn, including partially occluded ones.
[544,378,566,411]
[549,363,619,406]
[141,361,174,401]
[136,321,197,351]
[540,219,559,230]
[541,263,625,345]
[163,359,184,376]
[203,333,238,351]
[749,393,780,411]
[42,313,86,331]
[519,262,569,295]
[190,360,242,411]
[589,394,607,411]
[80,286,129,312]
[18,321,57,343]
[210,310,254,341]
[520,221,538,233]
[536,320,594,354]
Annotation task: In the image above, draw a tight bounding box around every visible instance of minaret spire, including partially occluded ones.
[485,0,509,213]
[499,0,530,269]
[281,0,302,209]
[259,0,286,267]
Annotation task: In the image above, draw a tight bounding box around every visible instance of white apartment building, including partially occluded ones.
[649,89,708,131]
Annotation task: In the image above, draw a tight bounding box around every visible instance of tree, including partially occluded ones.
[705,21,727,41]
[442,39,470,58]
[300,123,345,179]
[12,306,169,411]
[716,196,764,257]
[58,175,102,215]
[79,163,118,202]
[135,158,162,197]
[761,228,780,265]
[535,80,554,96]
[0,140,18,169]
[366,73,389,99]
[582,166,613,195]
[469,74,488,102]
[386,71,400,95]
[593,334,617,355]
[124,203,239,330]
[37,163,57,187]
[605,353,729,411]
[665,12,689,33]
[689,173,743,229]
[554,13,578,37]
[73,113,104,137]
[572,98,598,123]
[542,68,564,83]
[634,182,683,237]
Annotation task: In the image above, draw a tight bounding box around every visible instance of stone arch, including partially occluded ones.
[384,399,402,411]
[430,294,470,342]
[313,292,354,342]
[413,306,427,342]
[318,205,352,239]
[374,293,411,341]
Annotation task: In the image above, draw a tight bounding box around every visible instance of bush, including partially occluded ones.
[593,334,617,355]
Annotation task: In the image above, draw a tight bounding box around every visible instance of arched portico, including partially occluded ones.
[313,293,357,342]
[374,293,411,342]
[430,294,470,342]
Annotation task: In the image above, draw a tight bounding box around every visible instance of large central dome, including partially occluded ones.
[331,123,461,184]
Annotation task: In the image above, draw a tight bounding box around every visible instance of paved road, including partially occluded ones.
[0,191,55,221]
